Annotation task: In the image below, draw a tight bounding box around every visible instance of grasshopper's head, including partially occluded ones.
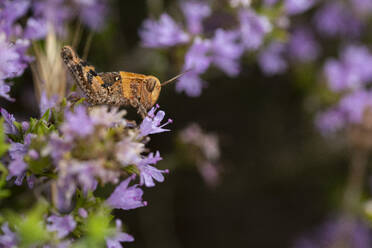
[144,76,161,108]
[61,46,80,65]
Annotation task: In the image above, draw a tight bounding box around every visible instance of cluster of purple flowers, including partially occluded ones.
[0,0,107,102]
[0,102,172,247]
[316,45,372,134]
[139,0,320,96]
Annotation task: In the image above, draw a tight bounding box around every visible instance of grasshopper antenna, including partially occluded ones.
[161,69,192,86]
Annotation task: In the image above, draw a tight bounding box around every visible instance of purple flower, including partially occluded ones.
[239,9,272,51]
[107,175,147,210]
[78,208,88,218]
[48,133,73,163]
[198,162,220,188]
[0,223,18,248]
[24,18,48,40]
[1,108,17,135]
[184,37,211,74]
[258,42,287,75]
[9,133,33,160]
[351,0,372,15]
[324,45,372,92]
[32,0,72,36]
[339,90,372,124]
[289,28,319,62]
[314,2,362,37]
[0,0,30,37]
[78,0,107,31]
[7,157,27,182]
[106,219,134,248]
[285,0,315,15]
[0,34,30,81]
[58,160,99,196]
[89,106,127,128]
[211,29,244,76]
[39,92,59,117]
[139,105,172,137]
[181,1,211,35]
[46,215,76,239]
[138,151,168,187]
[139,14,189,48]
[61,106,94,140]
[176,71,206,97]
[315,109,346,134]
[115,135,144,166]
[293,218,372,248]
[0,80,13,101]
[7,133,34,185]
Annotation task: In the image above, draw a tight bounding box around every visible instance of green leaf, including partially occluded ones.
[10,202,50,247]
[26,155,53,175]
[82,207,112,248]
[0,119,9,158]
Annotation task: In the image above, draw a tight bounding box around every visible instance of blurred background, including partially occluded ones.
[2,0,372,247]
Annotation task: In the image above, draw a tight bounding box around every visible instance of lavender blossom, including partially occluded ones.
[48,133,73,163]
[0,80,13,101]
[293,218,372,248]
[46,215,76,239]
[0,34,29,80]
[285,0,315,15]
[138,151,168,187]
[139,105,172,137]
[139,14,189,48]
[106,219,134,248]
[39,92,59,117]
[351,0,372,15]
[210,29,244,77]
[289,28,319,62]
[0,0,30,37]
[32,0,72,36]
[77,0,108,31]
[89,106,127,128]
[315,109,346,135]
[258,42,287,75]
[58,160,100,199]
[181,1,211,35]
[24,18,48,40]
[338,90,372,124]
[314,2,362,37]
[78,208,88,218]
[183,37,211,74]
[9,133,33,160]
[198,162,220,188]
[7,133,33,185]
[61,106,94,140]
[7,157,27,183]
[115,135,144,166]
[324,45,372,92]
[239,9,272,51]
[175,71,206,97]
[0,223,18,248]
[107,175,147,210]
[1,108,18,135]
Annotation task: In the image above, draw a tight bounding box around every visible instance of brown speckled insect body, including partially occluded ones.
[61,46,162,118]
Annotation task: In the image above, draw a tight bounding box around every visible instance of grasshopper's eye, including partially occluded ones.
[146,78,157,92]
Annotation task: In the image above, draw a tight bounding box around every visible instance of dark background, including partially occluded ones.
[3,0,356,247]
